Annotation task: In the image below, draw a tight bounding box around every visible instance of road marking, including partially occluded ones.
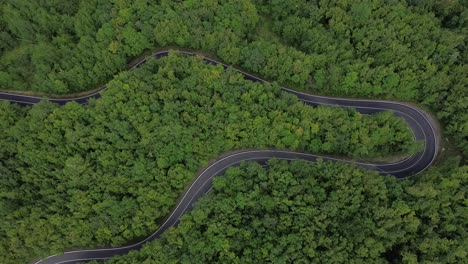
[5,49,438,264]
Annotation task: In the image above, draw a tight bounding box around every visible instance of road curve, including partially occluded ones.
[0,50,438,264]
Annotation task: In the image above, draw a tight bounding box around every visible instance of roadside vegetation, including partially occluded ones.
[104,160,466,264]
[0,54,417,263]
[0,0,466,155]
[0,1,466,263]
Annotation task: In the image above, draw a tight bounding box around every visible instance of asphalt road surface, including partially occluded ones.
[0,50,439,264]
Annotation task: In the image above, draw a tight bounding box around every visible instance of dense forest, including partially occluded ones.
[102,160,466,264]
[0,0,466,155]
[0,0,466,263]
[0,54,417,263]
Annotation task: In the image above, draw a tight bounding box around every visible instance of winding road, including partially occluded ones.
[0,50,438,264]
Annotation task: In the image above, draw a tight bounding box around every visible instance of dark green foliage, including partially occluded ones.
[0,0,258,93]
[104,160,467,263]
[0,54,415,263]
[0,1,466,263]
[0,0,466,155]
[239,41,314,87]
[0,0,468,157]
[253,0,468,156]
[398,158,467,263]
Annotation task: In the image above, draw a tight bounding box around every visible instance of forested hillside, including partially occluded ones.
[103,160,466,263]
[252,0,468,157]
[0,54,417,263]
[0,1,466,263]
[0,0,466,155]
